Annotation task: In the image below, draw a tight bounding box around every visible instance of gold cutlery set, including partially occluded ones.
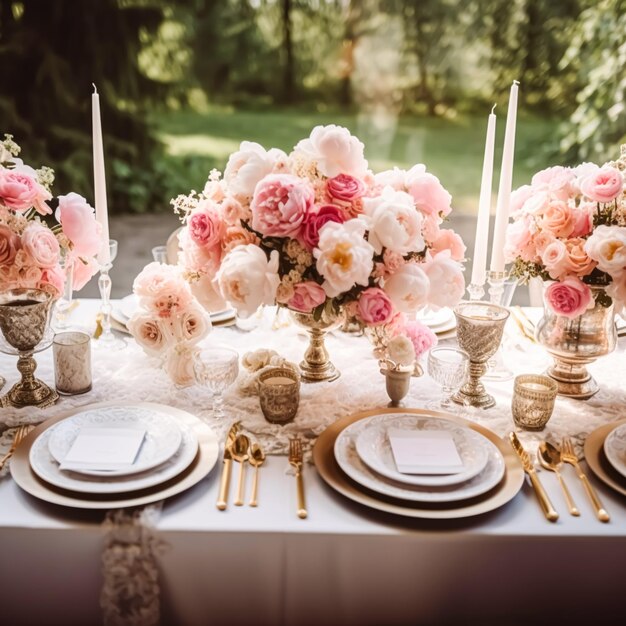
[509,432,610,523]
[0,424,34,471]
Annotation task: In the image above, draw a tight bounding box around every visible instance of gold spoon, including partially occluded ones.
[537,441,580,516]
[231,433,250,506]
[248,443,266,507]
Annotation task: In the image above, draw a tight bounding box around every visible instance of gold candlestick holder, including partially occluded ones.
[452,301,509,409]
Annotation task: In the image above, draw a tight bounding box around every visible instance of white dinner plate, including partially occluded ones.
[603,422,626,479]
[354,414,491,487]
[30,417,198,494]
[334,413,505,502]
[47,406,183,477]
[415,307,454,329]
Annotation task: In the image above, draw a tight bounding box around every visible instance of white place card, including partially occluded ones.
[60,427,146,472]
[388,428,464,475]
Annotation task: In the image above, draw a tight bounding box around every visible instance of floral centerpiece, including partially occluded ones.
[172,125,466,380]
[505,145,626,398]
[0,135,101,297]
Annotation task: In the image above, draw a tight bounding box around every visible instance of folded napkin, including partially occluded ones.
[60,427,146,472]
[388,428,464,475]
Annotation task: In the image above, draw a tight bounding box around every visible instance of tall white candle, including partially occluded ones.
[490,80,519,273]
[92,84,110,266]
[470,105,497,287]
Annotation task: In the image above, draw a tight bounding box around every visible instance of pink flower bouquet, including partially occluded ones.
[0,135,101,297]
[505,148,626,319]
[172,125,466,349]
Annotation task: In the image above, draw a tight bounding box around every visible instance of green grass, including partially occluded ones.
[153,108,559,214]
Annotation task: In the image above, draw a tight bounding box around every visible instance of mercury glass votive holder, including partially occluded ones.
[53,331,92,395]
[258,367,300,424]
[512,374,558,431]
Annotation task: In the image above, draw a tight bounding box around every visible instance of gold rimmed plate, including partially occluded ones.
[584,419,626,498]
[10,401,219,509]
[313,407,524,519]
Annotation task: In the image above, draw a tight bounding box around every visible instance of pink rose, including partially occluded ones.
[287,281,327,313]
[56,192,102,258]
[0,225,19,265]
[357,287,394,326]
[251,174,314,238]
[221,196,247,226]
[402,320,438,358]
[133,262,194,318]
[542,240,570,280]
[0,168,51,214]
[327,174,365,204]
[221,225,260,255]
[383,249,404,274]
[430,229,466,261]
[565,238,596,277]
[39,264,65,297]
[570,203,594,238]
[188,201,224,248]
[538,201,575,238]
[533,231,555,257]
[179,229,222,276]
[580,166,624,203]
[21,222,60,268]
[299,204,345,250]
[544,277,593,319]
[405,165,452,217]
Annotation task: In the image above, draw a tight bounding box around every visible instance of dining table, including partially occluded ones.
[0,299,625,626]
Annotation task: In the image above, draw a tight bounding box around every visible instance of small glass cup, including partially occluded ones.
[53,331,92,395]
[512,374,558,431]
[193,346,239,419]
[151,245,168,264]
[258,367,300,424]
[427,347,470,410]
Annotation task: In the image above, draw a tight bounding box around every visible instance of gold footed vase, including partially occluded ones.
[0,288,59,408]
[291,308,344,383]
[536,287,616,399]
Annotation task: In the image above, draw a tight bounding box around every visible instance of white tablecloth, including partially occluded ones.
[0,301,625,625]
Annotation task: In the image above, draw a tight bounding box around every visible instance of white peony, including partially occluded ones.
[363,186,424,255]
[127,312,175,357]
[294,125,368,178]
[424,251,465,309]
[314,219,374,297]
[373,167,406,190]
[215,244,280,318]
[383,263,430,312]
[584,225,626,276]
[224,141,288,198]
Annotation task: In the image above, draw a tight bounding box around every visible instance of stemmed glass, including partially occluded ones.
[95,239,126,350]
[194,347,239,419]
[54,255,75,331]
[151,245,168,264]
[427,347,470,411]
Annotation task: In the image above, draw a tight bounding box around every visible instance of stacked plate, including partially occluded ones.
[313,408,524,519]
[112,294,236,331]
[10,402,219,509]
[415,307,456,338]
[585,419,626,497]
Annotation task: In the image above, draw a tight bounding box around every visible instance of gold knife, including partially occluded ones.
[216,421,242,511]
[509,432,559,522]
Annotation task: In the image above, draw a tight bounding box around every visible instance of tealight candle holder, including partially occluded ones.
[53,331,92,395]
[512,374,558,431]
[258,367,300,424]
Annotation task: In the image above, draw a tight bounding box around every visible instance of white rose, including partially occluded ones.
[373,167,406,190]
[294,125,368,178]
[165,343,197,388]
[387,335,416,366]
[215,244,280,318]
[128,312,175,357]
[584,225,626,275]
[424,251,465,309]
[242,348,280,372]
[173,303,211,344]
[224,141,288,198]
[383,263,430,312]
[314,219,374,297]
[363,186,424,255]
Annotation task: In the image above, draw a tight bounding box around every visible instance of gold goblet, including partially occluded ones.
[452,301,509,409]
[0,288,59,408]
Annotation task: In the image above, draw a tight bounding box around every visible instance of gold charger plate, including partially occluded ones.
[10,401,219,509]
[584,418,626,498]
[313,407,524,519]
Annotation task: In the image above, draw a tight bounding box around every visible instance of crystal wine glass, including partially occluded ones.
[151,245,168,264]
[427,347,470,411]
[194,347,239,419]
[95,239,126,350]
[54,254,75,331]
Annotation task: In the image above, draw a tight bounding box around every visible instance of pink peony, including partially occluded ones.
[188,201,224,249]
[544,277,593,319]
[430,229,466,261]
[405,165,452,217]
[580,166,624,203]
[300,204,346,250]
[504,217,535,263]
[56,192,102,258]
[327,174,365,204]
[0,167,51,214]
[531,166,575,199]
[357,287,395,326]
[0,225,19,266]
[402,320,438,358]
[538,201,575,238]
[179,229,222,276]
[251,174,314,238]
[287,281,327,313]
[21,222,60,268]
[424,251,465,309]
[69,255,99,291]
[509,185,533,217]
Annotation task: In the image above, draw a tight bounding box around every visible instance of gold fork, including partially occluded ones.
[288,437,307,519]
[0,425,31,470]
[561,437,610,523]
